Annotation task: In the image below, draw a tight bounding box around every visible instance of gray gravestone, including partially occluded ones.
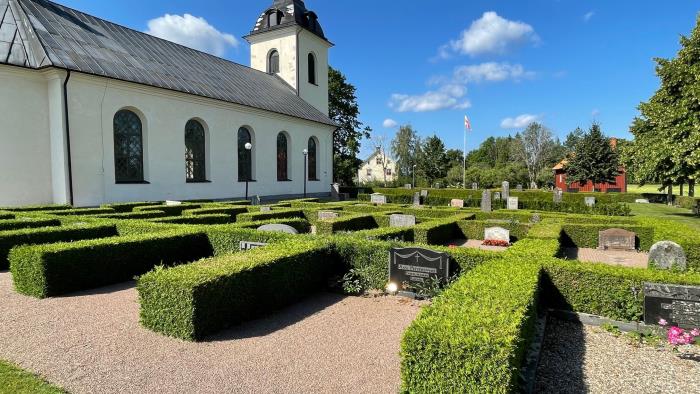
[331,183,341,201]
[598,228,636,251]
[516,184,523,192]
[472,183,478,190]
[485,227,510,242]
[494,192,501,200]
[257,224,299,234]
[405,184,413,190]
[413,192,421,206]
[585,197,596,207]
[260,206,272,212]
[252,195,261,206]
[644,282,700,328]
[649,241,687,271]
[554,189,563,204]
[318,211,339,221]
[481,190,492,212]
[390,214,416,228]
[507,197,519,210]
[370,193,387,205]
[240,241,269,251]
[502,181,510,200]
[530,213,541,224]
[421,190,428,198]
[450,199,464,208]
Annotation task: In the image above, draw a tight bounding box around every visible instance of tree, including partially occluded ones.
[564,127,584,153]
[565,123,619,192]
[417,135,448,186]
[390,125,419,178]
[328,66,371,185]
[625,15,700,196]
[445,149,464,170]
[512,122,553,187]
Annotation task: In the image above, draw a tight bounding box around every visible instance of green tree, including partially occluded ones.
[512,122,554,187]
[564,127,585,153]
[565,124,619,192]
[328,67,371,185]
[417,135,448,186]
[390,125,419,178]
[445,149,464,169]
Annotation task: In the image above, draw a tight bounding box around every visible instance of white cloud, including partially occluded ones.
[146,14,238,57]
[382,119,399,128]
[500,114,542,129]
[453,62,534,83]
[449,12,539,57]
[389,84,471,113]
[583,11,595,22]
[592,109,601,117]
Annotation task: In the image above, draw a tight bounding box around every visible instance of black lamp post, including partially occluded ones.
[303,148,308,198]
[245,142,252,201]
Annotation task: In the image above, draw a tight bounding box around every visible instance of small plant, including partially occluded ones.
[659,319,700,348]
[482,239,510,247]
[601,322,622,336]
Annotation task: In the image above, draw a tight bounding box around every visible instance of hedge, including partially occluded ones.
[182,207,249,219]
[0,204,71,212]
[456,220,530,242]
[0,224,118,270]
[413,218,459,245]
[88,211,168,220]
[400,258,542,393]
[637,217,700,270]
[149,214,234,225]
[233,218,312,234]
[134,204,202,216]
[100,202,162,213]
[138,239,335,340]
[560,224,655,251]
[0,212,14,220]
[236,209,305,222]
[316,214,378,235]
[45,208,116,216]
[0,218,61,232]
[10,230,214,298]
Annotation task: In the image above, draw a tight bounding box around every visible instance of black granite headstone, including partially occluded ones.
[644,282,700,329]
[389,247,450,294]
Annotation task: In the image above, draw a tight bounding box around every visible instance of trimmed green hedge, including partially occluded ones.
[637,217,700,270]
[413,218,459,245]
[0,204,71,212]
[45,208,116,216]
[560,224,655,251]
[316,214,378,235]
[0,224,118,270]
[100,202,162,213]
[138,239,335,340]
[134,204,202,216]
[149,214,234,225]
[10,230,214,298]
[456,220,531,242]
[236,209,305,222]
[0,218,61,232]
[234,218,312,234]
[400,258,542,393]
[182,207,249,219]
[0,212,15,220]
[88,211,168,220]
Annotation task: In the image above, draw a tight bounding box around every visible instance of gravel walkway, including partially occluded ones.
[563,247,649,269]
[535,318,700,393]
[0,272,421,394]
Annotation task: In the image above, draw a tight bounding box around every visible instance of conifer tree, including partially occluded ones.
[565,124,619,192]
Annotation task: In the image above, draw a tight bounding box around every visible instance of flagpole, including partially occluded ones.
[463,121,467,189]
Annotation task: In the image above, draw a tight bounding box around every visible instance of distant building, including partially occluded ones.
[553,138,627,193]
[357,149,397,185]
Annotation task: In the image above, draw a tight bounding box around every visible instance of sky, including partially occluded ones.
[56,0,700,158]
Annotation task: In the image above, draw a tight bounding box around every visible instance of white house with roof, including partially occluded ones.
[357,149,397,185]
[0,0,336,207]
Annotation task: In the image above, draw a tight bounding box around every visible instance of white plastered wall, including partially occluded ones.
[297,29,330,115]
[249,26,299,90]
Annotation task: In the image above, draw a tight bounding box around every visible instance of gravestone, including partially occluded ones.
[481,190,492,212]
[502,181,510,200]
[635,199,650,204]
[553,189,563,204]
[649,241,687,271]
[516,184,523,192]
[598,228,636,251]
[485,227,510,243]
[644,282,700,329]
[370,193,387,205]
[165,200,182,206]
[585,197,596,207]
[413,192,421,206]
[450,199,464,208]
[240,241,268,251]
[252,195,261,206]
[421,190,428,198]
[507,197,519,210]
[318,211,339,221]
[405,184,413,190]
[472,183,478,190]
[494,192,501,200]
[260,206,271,212]
[390,214,416,228]
[530,213,541,224]
[389,247,450,296]
[257,224,299,234]
[331,183,341,201]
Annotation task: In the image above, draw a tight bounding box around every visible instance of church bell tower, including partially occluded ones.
[245,0,332,115]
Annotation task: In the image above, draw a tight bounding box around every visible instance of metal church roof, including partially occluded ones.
[0,0,336,127]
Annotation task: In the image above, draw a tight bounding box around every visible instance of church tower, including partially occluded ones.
[245,0,332,115]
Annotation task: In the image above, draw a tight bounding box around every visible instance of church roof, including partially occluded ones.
[248,0,327,42]
[0,0,336,127]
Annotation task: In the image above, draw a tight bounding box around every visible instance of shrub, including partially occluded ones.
[349,227,415,242]
[456,220,530,242]
[560,224,655,251]
[138,239,335,340]
[0,212,15,220]
[100,202,162,213]
[10,230,214,298]
[89,211,168,220]
[182,207,248,219]
[316,214,378,235]
[236,209,305,222]
[413,218,459,245]
[0,218,61,232]
[45,208,116,216]
[0,224,118,270]
[636,217,700,270]
[234,218,312,234]
[149,214,234,225]
[0,204,71,212]
[134,204,202,216]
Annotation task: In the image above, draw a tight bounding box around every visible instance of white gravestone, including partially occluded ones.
[635,199,650,204]
[450,199,464,208]
[507,197,519,210]
[390,214,416,228]
[370,193,387,205]
[165,200,183,206]
[318,211,339,221]
[585,197,596,207]
[485,227,510,242]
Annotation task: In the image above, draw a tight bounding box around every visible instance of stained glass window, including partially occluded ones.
[113,110,144,183]
[308,137,317,180]
[238,127,252,181]
[277,132,288,181]
[185,120,206,182]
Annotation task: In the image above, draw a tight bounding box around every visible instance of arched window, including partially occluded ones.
[238,127,252,181]
[113,109,144,183]
[277,132,288,181]
[267,10,283,27]
[308,53,316,85]
[269,50,280,74]
[185,119,206,182]
[307,137,318,180]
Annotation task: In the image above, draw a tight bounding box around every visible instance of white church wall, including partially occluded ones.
[0,66,53,206]
[68,74,334,206]
[297,29,330,115]
[248,26,299,90]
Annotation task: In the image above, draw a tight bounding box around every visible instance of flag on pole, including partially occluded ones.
[464,115,472,131]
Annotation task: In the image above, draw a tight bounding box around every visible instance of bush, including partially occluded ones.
[636,217,700,270]
[100,202,162,213]
[138,239,335,340]
[0,212,15,220]
[236,209,305,222]
[182,207,249,219]
[0,218,61,232]
[134,204,202,216]
[89,211,168,220]
[0,204,71,212]
[413,218,459,245]
[10,230,214,298]
[0,224,118,270]
[150,214,234,225]
[456,220,530,242]
[234,218,312,234]
[560,224,655,251]
[316,214,378,235]
[45,208,116,216]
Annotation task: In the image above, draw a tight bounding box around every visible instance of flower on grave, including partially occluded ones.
[666,326,695,346]
[691,328,700,337]
[658,318,668,326]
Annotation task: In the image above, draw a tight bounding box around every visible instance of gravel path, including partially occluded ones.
[0,272,421,394]
[535,318,700,393]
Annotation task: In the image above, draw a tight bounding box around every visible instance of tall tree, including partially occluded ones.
[564,127,585,153]
[417,135,448,186]
[565,123,619,192]
[512,122,553,187]
[328,66,371,185]
[625,15,700,196]
[390,125,419,178]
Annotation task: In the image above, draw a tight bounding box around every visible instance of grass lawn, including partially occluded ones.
[629,203,700,232]
[627,184,693,196]
[0,360,66,394]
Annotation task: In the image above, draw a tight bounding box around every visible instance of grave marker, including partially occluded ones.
[318,211,339,221]
[389,247,450,296]
[413,192,421,206]
[598,228,636,251]
[165,200,182,206]
[240,241,268,251]
[649,241,687,271]
[450,199,464,208]
[370,193,387,205]
[554,189,563,204]
[331,183,341,201]
[585,197,596,207]
[257,224,299,234]
[405,184,413,190]
[472,183,478,190]
[502,181,510,200]
[481,189,492,212]
[494,192,501,201]
[516,184,523,192]
[421,190,428,198]
[635,199,650,204]
[485,227,510,243]
[390,214,416,228]
[507,197,519,210]
[260,206,271,212]
[644,282,700,329]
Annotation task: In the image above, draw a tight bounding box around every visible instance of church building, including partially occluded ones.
[0,0,335,207]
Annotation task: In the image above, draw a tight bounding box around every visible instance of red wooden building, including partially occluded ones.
[553,138,627,193]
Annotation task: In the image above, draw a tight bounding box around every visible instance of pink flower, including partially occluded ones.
[691,329,700,337]
[659,319,668,326]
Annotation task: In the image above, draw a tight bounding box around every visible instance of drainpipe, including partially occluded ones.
[63,70,74,206]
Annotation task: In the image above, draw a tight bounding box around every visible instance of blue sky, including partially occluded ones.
[57,0,699,158]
